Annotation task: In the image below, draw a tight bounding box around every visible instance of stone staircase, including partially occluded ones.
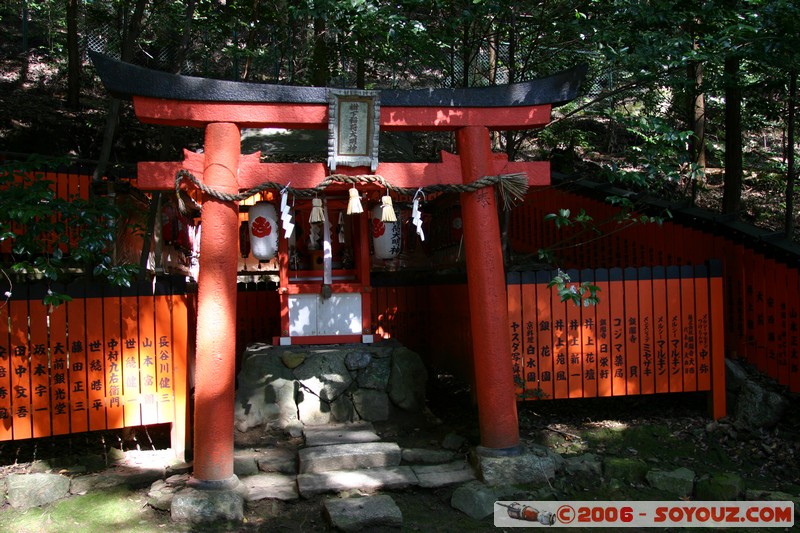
[151,421,477,529]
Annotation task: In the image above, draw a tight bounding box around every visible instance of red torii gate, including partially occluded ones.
[92,53,585,489]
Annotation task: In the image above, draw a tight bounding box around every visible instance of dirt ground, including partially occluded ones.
[1,371,799,532]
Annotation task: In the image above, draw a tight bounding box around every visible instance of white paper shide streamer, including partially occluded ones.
[280,189,294,239]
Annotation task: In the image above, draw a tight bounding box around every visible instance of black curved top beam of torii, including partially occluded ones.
[90,51,587,109]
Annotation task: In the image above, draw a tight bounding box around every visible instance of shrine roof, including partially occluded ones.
[90,52,586,109]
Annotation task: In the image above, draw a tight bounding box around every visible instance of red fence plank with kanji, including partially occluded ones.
[506,264,725,418]
[0,279,191,457]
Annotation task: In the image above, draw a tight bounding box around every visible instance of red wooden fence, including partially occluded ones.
[506,264,726,418]
[509,181,800,394]
[0,279,192,458]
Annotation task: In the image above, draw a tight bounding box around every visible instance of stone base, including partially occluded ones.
[472,444,563,486]
[171,486,245,524]
[234,341,427,432]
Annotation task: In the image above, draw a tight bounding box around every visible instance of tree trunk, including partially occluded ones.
[310,17,329,87]
[93,0,149,182]
[722,55,743,216]
[688,58,706,205]
[66,0,81,109]
[786,69,797,238]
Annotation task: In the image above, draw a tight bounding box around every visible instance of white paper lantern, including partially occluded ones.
[249,201,279,260]
[371,204,401,259]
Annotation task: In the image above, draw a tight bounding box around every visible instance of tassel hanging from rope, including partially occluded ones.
[309,197,325,223]
[347,187,363,215]
[380,194,397,222]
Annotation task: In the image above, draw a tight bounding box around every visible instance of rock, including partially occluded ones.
[357,356,392,390]
[303,422,380,447]
[695,473,745,500]
[733,380,788,429]
[171,487,245,524]
[234,348,298,431]
[451,481,498,520]
[166,462,193,476]
[745,489,800,518]
[646,467,695,497]
[345,350,372,371]
[351,389,390,421]
[293,351,353,401]
[603,457,649,484]
[564,453,602,477]
[387,347,427,411]
[6,473,71,511]
[299,442,401,473]
[725,358,750,391]
[324,494,403,532]
[233,452,260,477]
[107,447,126,464]
[297,466,418,497]
[256,447,298,474]
[297,388,332,426]
[441,432,466,451]
[242,473,299,501]
[401,448,455,465]
[474,446,560,486]
[281,351,306,369]
[412,461,476,487]
[330,394,359,423]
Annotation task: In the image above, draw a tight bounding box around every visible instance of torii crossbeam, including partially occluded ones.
[91,52,586,490]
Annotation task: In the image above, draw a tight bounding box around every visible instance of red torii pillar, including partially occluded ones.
[90,53,586,484]
[457,126,519,452]
[191,122,241,486]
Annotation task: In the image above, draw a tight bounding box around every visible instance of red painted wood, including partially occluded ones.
[29,298,51,437]
[680,267,697,392]
[10,294,32,439]
[456,126,519,450]
[566,274,584,398]
[666,268,683,393]
[522,276,540,398]
[788,266,800,393]
[85,295,107,431]
[623,269,640,396]
[192,122,241,484]
[0,301,11,440]
[121,296,142,427]
[48,302,70,435]
[154,293,176,424]
[507,273,524,399]
[133,96,551,131]
[536,271,555,400]
[171,291,191,461]
[694,269,712,392]
[103,289,124,430]
[137,293,158,425]
[709,271,726,419]
[652,267,670,394]
[638,267,655,394]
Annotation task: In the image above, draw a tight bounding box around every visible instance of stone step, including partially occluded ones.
[303,422,381,448]
[324,494,403,532]
[297,466,418,497]
[401,447,456,465]
[411,461,476,488]
[299,442,401,474]
[242,473,299,502]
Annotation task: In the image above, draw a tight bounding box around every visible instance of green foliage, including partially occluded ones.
[0,158,139,305]
[547,269,600,308]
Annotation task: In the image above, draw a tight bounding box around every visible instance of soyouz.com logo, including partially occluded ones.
[493,501,795,528]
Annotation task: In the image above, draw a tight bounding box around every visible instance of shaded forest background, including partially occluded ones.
[1,0,799,245]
